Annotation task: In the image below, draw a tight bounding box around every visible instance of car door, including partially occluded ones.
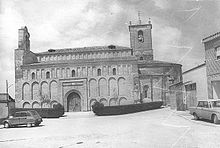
[10,112,21,125]
[19,112,28,125]
[200,101,210,120]
[196,101,204,118]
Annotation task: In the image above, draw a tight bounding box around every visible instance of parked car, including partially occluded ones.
[189,100,220,124]
[2,110,43,128]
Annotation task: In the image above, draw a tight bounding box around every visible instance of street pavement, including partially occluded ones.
[0,107,220,148]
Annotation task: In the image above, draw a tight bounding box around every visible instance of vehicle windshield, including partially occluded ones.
[211,101,220,107]
[29,110,40,117]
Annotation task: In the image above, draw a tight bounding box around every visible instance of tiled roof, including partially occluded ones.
[36,45,131,55]
[138,60,181,66]
[202,32,220,43]
[182,63,206,74]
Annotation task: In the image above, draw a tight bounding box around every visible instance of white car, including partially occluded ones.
[189,100,220,124]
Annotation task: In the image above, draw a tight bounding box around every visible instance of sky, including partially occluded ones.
[0,0,220,97]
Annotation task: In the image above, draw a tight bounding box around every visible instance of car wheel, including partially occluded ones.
[27,123,32,128]
[4,122,10,128]
[193,113,198,120]
[212,115,218,124]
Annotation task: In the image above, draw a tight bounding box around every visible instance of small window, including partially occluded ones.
[32,72,35,79]
[198,101,204,107]
[15,113,21,117]
[140,57,143,60]
[72,70,76,77]
[20,112,27,117]
[216,46,220,60]
[143,85,149,98]
[97,69,101,76]
[46,72,50,79]
[138,30,144,42]
[203,101,208,108]
[113,68,116,75]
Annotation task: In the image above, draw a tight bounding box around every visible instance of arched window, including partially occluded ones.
[97,69,101,76]
[138,30,144,42]
[72,70,75,77]
[31,72,35,79]
[113,68,116,75]
[140,57,143,60]
[46,72,50,79]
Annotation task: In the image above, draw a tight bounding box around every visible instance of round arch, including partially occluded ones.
[50,100,59,108]
[23,102,31,108]
[89,99,97,111]
[32,101,40,108]
[99,98,108,106]
[65,90,82,112]
[109,98,117,106]
[119,97,127,105]
[22,82,30,100]
[31,81,39,100]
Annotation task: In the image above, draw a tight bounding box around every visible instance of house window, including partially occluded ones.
[31,72,35,79]
[46,72,50,79]
[72,70,76,77]
[185,83,196,91]
[216,46,220,60]
[97,69,101,76]
[113,68,116,75]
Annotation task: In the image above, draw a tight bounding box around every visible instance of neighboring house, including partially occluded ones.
[14,18,184,112]
[0,93,15,119]
[182,63,208,109]
[202,32,220,99]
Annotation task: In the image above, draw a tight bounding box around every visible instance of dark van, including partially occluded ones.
[3,110,42,128]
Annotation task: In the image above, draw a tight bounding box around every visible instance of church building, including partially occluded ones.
[14,18,183,112]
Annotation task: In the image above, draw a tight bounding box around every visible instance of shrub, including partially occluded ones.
[10,105,64,118]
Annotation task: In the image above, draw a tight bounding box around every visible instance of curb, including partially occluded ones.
[176,112,219,127]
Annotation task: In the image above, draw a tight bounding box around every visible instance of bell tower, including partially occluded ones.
[129,14,153,60]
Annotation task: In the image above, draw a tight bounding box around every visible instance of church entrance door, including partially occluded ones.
[67,92,81,112]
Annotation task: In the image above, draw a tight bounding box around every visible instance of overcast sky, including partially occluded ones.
[0,0,220,97]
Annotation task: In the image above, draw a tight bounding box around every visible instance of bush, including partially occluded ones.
[92,101,104,114]
[10,106,64,118]
[53,103,63,109]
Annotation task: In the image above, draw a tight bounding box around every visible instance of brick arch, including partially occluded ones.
[50,80,58,100]
[119,97,127,105]
[89,99,97,111]
[89,78,97,97]
[98,77,107,96]
[40,81,49,100]
[109,98,117,106]
[22,82,30,100]
[23,102,31,108]
[31,81,39,100]
[50,100,58,108]
[108,77,117,97]
[99,98,108,106]
[32,101,40,108]
[118,77,126,96]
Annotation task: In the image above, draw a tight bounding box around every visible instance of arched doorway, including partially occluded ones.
[67,92,81,112]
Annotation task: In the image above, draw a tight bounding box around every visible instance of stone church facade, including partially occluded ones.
[15,19,183,112]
